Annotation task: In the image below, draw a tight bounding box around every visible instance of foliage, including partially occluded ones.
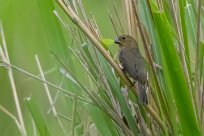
[0,0,204,135]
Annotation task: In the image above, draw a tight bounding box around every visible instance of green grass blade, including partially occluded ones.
[179,0,190,61]
[86,104,119,136]
[36,0,69,61]
[199,42,204,83]
[139,1,177,133]
[185,4,196,46]
[153,12,200,136]
[99,53,140,135]
[25,97,51,136]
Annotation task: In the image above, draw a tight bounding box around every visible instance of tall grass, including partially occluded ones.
[0,0,204,135]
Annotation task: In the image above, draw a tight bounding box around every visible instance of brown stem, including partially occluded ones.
[57,0,166,131]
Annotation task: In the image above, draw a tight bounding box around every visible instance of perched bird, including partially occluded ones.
[114,35,148,105]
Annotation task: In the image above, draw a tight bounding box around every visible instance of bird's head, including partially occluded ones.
[114,35,136,47]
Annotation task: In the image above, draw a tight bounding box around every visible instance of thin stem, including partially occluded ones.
[35,55,67,136]
[57,0,166,130]
[0,23,27,136]
[57,0,132,86]
[131,0,170,131]
[0,62,88,103]
[57,113,72,122]
[0,105,22,134]
[108,10,119,36]
[71,95,78,136]
[113,2,125,33]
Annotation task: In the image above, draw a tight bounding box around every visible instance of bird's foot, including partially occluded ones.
[121,67,126,73]
[128,81,136,88]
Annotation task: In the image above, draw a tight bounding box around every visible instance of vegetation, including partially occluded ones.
[0,0,204,135]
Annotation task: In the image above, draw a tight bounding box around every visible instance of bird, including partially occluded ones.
[114,35,148,105]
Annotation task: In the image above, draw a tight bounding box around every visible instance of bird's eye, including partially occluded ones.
[122,37,126,40]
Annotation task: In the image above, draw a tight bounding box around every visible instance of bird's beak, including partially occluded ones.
[114,38,121,44]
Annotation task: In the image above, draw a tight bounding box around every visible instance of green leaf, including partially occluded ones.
[99,53,139,135]
[102,39,114,48]
[199,42,204,80]
[185,4,196,46]
[86,104,119,136]
[153,11,200,136]
[36,0,69,62]
[139,1,174,134]
[25,97,51,136]
[179,0,190,61]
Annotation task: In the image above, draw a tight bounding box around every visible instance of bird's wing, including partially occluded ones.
[126,47,147,83]
[119,48,138,79]
[119,50,129,74]
[136,57,147,84]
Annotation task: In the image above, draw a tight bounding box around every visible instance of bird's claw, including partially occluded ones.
[129,81,136,88]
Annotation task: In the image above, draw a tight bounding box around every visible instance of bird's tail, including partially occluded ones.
[138,83,148,105]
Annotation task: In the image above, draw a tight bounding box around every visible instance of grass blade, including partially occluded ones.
[25,97,51,136]
[153,11,200,136]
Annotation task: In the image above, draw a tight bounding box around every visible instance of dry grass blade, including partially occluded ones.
[2,61,88,103]
[123,0,137,37]
[57,0,132,87]
[57,0,166,131]
[35,55,67,135]
[113,3,125,33]
[90,12,102,39]
[108,10,119,36]
[51,49,134,136]
[0,105,22,133]
[130,0,170,131]
[0,23,27,136]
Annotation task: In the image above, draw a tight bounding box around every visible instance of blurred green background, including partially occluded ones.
[0,0,121,135]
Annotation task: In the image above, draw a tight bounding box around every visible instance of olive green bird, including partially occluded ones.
[114,35,148,105]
